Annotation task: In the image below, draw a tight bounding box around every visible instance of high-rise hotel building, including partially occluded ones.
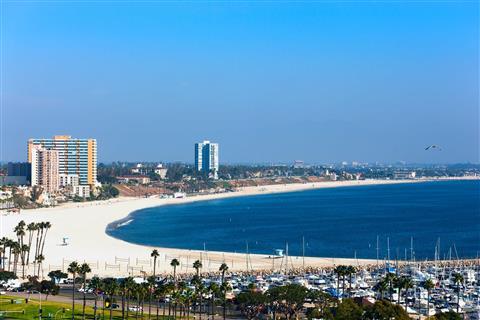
[28,135,97,186]
[194,140,219,179]
[30,146,60,193]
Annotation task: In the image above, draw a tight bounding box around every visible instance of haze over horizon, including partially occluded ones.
[4,2,479,164]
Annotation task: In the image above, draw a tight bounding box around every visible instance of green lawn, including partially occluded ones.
[0,295,166,319]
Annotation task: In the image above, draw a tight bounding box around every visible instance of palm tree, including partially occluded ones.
[184,287,194,320]
[219,263,229,320]
[374,278,389,299]
[68,261,80,319]
[102,278,119,320]
[334,265,347,299]
[149,250,160,320]
[193,260,202,277]
[147,275,156,319]
[151,249,159,278]
[20,244,29,278]
[14,222,26,277]
[402,276,414,310]
[11,242,21,275]
[195,278,205,320]
[207,282,219,320]
[140,282,150,319]
[170,258,180,318]
[0,237,8,270]
[165,282,175,318]
[6,239,14,272]
[26,223,36,265]
[39,221,51,257]
[453,273,464,313]
[394,276,403,305]
[346,266,356,297]
[124,277,135,319]
[193,259,203,318]
[384,272,397,302]
[36,254,45,277]
[90,276,101,320]
[118,277,127,319]
[170,258,180,284]
[79,263,91,319]
[154,281,167,320]
[34,222,44,261]
[423,279,435,316]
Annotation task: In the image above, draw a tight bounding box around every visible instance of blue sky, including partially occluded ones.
[3,1,479,164]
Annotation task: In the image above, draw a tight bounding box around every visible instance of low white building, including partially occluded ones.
[59,174,79,187]
[71,185,91,198]
[154,164,168,179]
[393,171,416,179]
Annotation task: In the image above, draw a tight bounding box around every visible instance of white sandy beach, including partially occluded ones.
[0,179,458,277]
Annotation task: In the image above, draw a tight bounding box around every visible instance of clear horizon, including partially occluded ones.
[4,1,479,164]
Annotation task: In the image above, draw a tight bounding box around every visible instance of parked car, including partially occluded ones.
[128,306,142,312]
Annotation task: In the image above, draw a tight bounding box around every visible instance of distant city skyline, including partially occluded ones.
[4,2,479,164]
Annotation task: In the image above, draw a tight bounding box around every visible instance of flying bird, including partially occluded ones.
[425,145,442,151]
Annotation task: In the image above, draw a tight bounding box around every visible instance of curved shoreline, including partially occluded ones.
[1,178,476,277]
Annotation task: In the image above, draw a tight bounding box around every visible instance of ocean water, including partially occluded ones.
[107,180,480,260]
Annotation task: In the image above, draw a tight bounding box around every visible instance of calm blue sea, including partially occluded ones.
[107,180,480,260]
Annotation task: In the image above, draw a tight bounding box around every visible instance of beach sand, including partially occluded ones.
[0,179,432,277]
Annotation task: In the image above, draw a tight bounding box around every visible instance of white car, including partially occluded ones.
[128,306,142,312]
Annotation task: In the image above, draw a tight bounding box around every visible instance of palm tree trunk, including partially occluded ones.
[336,276,339,301]
[457,284,460,313]
[404,289,408,310]
[72,273,76,320]
[223,296,226,320]
[148,292,152,320]
[126,293,130,320]
[36,228,44,260]
[27,231,33,264]
[40,228,49,257]
[94,295,98,320]
[34,229,40,260]
[211,295,214,320]
[82,277,87,319]
[109,294,114,320]
[163,299,166,319]
[7,248,11,272]
[349,274,352,297]
[102,295,105,320]
[427,291,430,316]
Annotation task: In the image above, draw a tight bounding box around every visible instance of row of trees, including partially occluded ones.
[334,264,465,317]
[0,220,51,278]
[237,284,413,320]
[58,259,467,320]
[64,253,230,320]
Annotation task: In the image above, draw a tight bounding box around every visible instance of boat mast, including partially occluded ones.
[302,236,305,269]
[376,235,379,268]
[245,240,249,272]
[285,242,289,274]
[387,237,390,263]
[410,236,414,262]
